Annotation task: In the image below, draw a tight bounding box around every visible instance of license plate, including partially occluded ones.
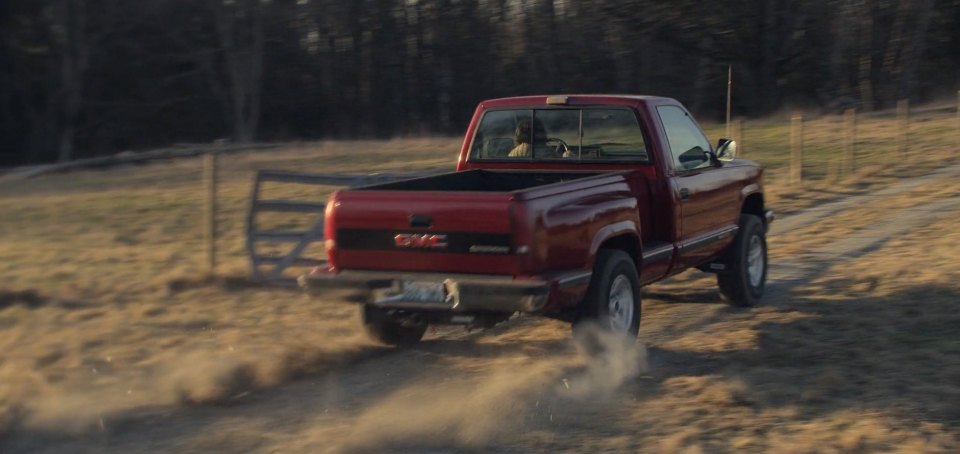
[400,280,447,303]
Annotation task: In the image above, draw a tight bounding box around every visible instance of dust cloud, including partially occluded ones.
[563,322,649,399]
[3,321,647,450]
[6,339,380,434]
[335,324,648,453]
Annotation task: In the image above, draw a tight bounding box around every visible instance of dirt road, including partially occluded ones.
[3,165,960,453]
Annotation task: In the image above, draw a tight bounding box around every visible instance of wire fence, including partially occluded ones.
[717,92,960,186]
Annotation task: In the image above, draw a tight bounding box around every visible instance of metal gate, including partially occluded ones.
[245,169,443,285]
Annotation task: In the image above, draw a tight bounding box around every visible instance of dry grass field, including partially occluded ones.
[0,111,958,453]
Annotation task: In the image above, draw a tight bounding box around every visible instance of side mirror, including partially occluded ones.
[716,138,737,161]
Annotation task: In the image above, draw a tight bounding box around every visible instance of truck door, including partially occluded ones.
[656,105,740,270]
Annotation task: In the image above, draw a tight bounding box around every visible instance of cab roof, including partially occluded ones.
[479,94,678,109]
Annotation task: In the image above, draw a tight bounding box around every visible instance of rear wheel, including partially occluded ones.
[360,305,427,346]
[717,214,767,307]
[575,249,641,336]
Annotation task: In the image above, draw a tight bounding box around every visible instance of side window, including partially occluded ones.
[656,106,712,171]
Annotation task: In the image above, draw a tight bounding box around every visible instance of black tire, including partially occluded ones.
[360,305,427,346]
[717,214,767,307]
[575,249,641,336]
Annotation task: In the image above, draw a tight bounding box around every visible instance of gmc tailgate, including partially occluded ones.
[325,190,521,275]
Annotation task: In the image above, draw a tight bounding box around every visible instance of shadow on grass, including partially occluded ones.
[644,288,724,305]
[0,290,46,309]
[644,280,960,428]
[0,290,99,311]
[164,274,295,295]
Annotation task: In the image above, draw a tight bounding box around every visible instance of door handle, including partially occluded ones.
[679,188,690,201]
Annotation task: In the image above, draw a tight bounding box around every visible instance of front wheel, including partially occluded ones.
[717,214,768,307]
[360,306,427,346]
[575,249,641,336]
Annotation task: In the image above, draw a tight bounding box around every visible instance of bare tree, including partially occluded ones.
[898,0,936,101]
[208,0,265,143]
[858,0,876,111]
[828,0,856,101]
[49,0,93,162]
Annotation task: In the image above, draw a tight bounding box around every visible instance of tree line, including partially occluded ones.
[1,0,957,165]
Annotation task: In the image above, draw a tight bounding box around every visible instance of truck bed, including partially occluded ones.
[360,169,603,193]
[325,169,639,276]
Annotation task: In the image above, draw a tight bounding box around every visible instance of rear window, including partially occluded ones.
[470,108,650,163]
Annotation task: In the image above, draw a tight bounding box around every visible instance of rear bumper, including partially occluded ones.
[297,270,550,313]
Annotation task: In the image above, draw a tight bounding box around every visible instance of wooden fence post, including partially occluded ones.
[204,152,219,275]
[843,108,857,176]
[897,99,909,157]
[791,114,803,185]
[733,119,744,157]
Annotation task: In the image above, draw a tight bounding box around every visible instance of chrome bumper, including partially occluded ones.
[297,270,549,313]
[764,210,775,230]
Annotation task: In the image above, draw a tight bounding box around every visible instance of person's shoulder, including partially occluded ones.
[508,143,530,157]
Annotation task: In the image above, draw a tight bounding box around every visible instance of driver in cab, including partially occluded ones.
[508,118,562,158]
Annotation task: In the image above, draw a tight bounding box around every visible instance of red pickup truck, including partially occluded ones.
[299,95,773,345]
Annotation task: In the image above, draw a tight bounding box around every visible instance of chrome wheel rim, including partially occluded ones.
[747,235,765,288]
[608,275,635,332]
